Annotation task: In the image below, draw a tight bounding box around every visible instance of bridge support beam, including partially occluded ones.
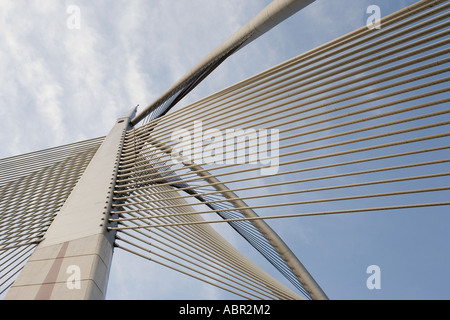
[4,109,135,300]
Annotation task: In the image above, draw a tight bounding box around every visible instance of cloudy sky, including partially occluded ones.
[1,0,449,300]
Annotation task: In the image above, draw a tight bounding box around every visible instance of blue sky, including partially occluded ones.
[0,0,449,300]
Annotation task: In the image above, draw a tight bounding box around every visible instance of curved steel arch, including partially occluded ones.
[144,138,328,300]
[131,0,316,125]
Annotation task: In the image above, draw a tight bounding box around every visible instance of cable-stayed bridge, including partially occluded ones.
[1,0,449,300]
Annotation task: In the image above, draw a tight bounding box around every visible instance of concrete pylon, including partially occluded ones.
[4,109,135,300]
